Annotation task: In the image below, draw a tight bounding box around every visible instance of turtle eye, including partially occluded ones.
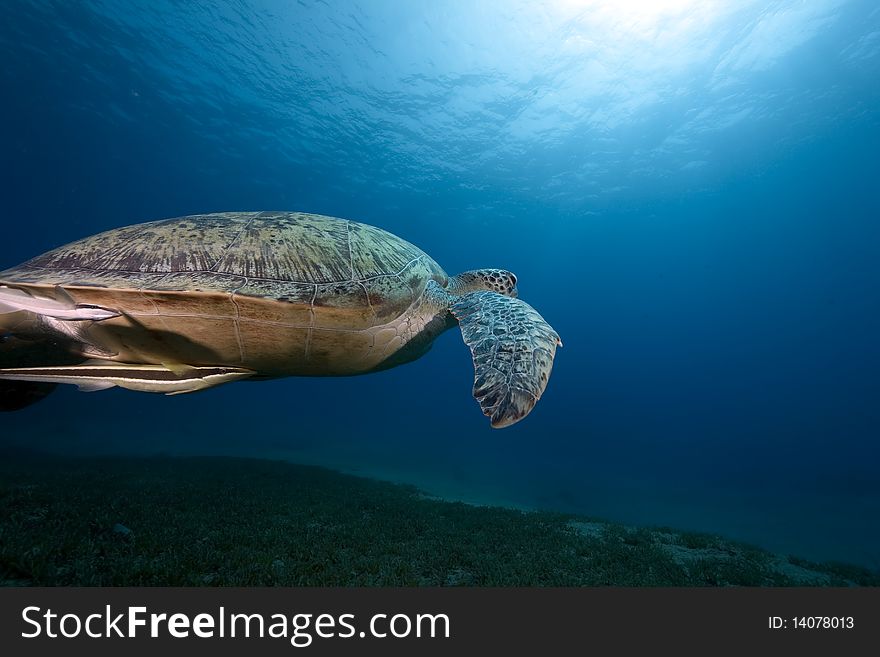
[510,274,517,286]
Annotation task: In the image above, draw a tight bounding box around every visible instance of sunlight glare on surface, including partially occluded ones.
[550,0,717,40]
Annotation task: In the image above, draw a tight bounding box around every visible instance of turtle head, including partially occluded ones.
[447,269,518,298]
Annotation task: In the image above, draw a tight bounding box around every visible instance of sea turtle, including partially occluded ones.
[0,212,561,427]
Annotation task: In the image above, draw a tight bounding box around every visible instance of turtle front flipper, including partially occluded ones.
[451,291,561,428]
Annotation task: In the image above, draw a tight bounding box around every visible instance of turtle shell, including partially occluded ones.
[0,212,448,375]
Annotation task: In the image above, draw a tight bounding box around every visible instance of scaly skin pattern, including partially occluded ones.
[446,268,518,297]
[450,289,561,428]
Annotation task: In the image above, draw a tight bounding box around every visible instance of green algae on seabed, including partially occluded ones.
[0,449,876,587]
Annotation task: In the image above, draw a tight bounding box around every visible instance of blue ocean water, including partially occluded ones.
[1,0,878,567]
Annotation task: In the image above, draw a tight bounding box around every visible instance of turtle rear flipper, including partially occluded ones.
[0,333,83,412]
[0,380,58,411]
[451,291,561,428]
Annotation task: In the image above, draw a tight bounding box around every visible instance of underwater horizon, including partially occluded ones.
[1,0,879,571]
